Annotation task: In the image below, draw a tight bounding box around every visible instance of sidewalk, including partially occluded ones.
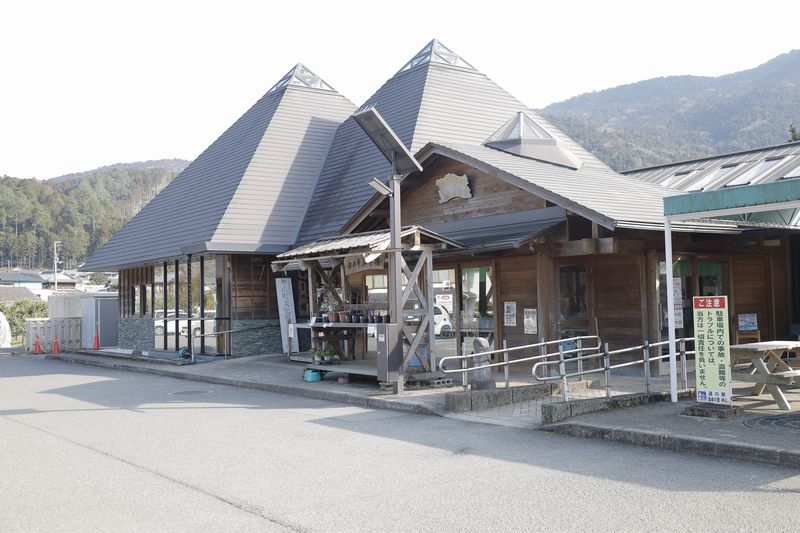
[35,350,800,469]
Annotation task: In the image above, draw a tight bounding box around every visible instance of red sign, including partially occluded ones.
[693,297,727,309]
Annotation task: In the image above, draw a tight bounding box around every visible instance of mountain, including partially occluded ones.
[0,159,190,270]
[540,50,800,171]
[49,159,189,184]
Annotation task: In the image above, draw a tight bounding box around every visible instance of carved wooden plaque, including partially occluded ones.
[436,173,472,203]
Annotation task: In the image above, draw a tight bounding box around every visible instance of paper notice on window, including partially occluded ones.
[504,301,517,327]
[524,308,537,335]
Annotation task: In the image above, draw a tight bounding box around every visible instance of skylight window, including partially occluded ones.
[663,170,696,188]
[687,165,738,192]
[781,158,800,180]
[398,39,476,73]
[267,64,334,94]
[483,112,583,169]
[725,158,783,187]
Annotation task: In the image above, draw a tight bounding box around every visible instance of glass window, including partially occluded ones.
[781,158,800,180]
[460,267,494,349]
[663,170,696,188]
[559,266,587,321]
[726,158,783,187]
[431,269,457,362]
[658,260,693,337]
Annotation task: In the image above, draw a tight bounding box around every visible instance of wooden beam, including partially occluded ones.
[546,238,645,257]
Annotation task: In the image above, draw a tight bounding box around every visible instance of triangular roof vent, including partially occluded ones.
[397,39,476,73]
[267,63,335,94]
[484,112,583,170]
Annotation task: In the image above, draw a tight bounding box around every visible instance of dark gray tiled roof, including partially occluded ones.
[0,272,43,283]
[82,66,355,271]
[0,286,38,302]
[424,142,683,230]
[297,46,547,244]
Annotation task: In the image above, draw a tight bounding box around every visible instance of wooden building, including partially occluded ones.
[82,38,800,368]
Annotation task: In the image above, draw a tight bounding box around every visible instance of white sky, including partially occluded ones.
[1,0,798,180]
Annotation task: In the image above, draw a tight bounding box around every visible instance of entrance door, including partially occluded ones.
[460,266,495,353]
[557,264,590,340]
[657,257,729,374]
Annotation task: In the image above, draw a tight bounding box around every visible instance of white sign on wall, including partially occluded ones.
[672,277,684,327]
[504,301,517,327]
[275,278,299,353]
[524,308,538,335]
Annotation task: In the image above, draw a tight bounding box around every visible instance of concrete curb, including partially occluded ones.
[46,354,445,418]
[543,422,800,469]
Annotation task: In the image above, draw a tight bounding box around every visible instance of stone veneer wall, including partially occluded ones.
[118,318,155,352]
[231,319,283,356]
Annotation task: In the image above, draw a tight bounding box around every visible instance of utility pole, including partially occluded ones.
[53,240,62,293]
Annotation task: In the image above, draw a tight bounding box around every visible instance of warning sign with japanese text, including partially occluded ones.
[692,296,732,405]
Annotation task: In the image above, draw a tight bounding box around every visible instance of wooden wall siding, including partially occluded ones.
[231,255,277,320]
[536,253,557,342]
[772,252,789,338]
[401,159,545,227]
[593,255,646,349]
[731,256,772,339]
[615,229,792,337]
[119,266,153,318]
[496,256,538,357]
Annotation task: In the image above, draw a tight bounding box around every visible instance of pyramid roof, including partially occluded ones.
[83,64,355,271]
[297,40,609,243]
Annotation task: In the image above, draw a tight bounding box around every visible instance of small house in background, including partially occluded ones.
[0,271,44,291]
[39,271,81,292]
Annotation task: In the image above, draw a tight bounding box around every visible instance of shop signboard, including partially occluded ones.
[276,278,299,353]
[692,296,732,405]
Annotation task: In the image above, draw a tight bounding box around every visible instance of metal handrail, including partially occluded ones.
[189,324,274,363]
[438,335,601,389]
[532,337,695,401]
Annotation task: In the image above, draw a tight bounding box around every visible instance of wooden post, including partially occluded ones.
[425,250,436,372]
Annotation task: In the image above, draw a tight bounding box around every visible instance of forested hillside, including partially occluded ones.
[541,49,800,171]
[0,159,189,270]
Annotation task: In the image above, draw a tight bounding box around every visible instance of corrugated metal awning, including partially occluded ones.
[274,225,461,262]
[425,207,566,254]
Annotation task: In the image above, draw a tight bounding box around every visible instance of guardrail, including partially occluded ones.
[438,336,601,390]
[532,338,695,401]
[189,324,273,363]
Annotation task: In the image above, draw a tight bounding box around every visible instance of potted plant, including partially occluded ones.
[309,347,322,364]
[326,304,338,323]
[322,345,336,364]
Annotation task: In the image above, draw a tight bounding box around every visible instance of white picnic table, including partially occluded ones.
[730,341,800,410]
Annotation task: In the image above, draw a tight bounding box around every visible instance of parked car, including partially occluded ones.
[434,304,453,337]
[401,304,453,337]
[180,310,217,338]
[154,310,189,336]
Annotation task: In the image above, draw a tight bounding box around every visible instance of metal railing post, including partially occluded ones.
[540,337,548,377]
[190,334,195,363]
[503,339,509,389]
[642,340,651,394]
[604,342,611,398]
[462,339,469,391]
[679,338,688,390]
[559,343,568,402]
[577,337,584,381]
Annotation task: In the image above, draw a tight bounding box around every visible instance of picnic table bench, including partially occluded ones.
[730,341,800,410]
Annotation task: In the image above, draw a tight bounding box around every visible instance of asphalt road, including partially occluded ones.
[1,355,799,532]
